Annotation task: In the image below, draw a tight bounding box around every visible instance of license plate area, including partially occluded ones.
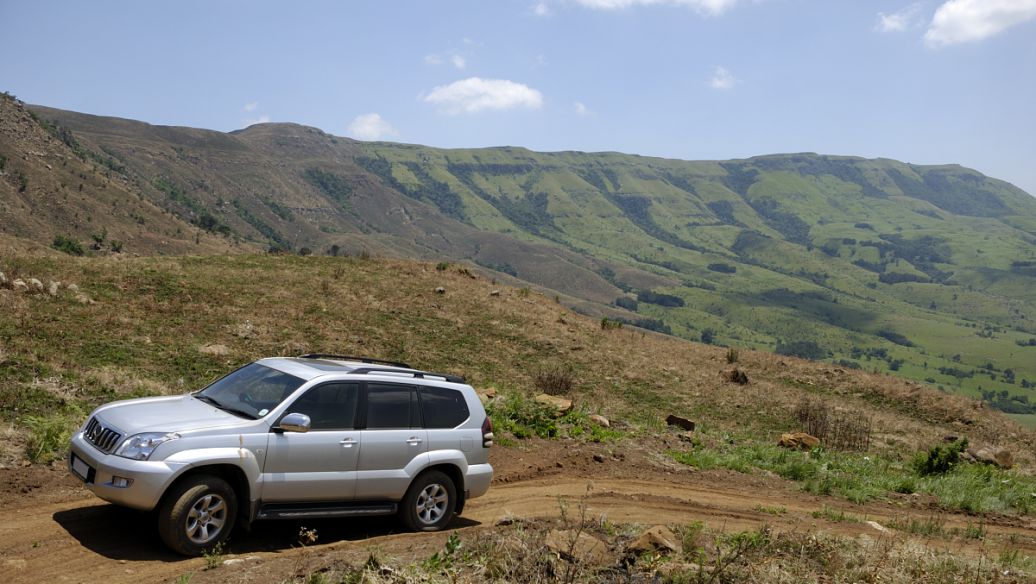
[71,453,94,483]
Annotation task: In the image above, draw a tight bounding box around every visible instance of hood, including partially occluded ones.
[93,394,249,436]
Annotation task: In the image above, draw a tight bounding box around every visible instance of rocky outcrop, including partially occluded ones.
[778,432,820,450]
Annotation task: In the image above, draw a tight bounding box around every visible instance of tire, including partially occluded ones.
[400,470,457,532]
[158,474,237,556]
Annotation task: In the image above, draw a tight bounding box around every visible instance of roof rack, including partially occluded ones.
[349,367,467,384]
[297,354,412,368]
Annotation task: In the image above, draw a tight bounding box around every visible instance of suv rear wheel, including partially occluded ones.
[400,470,456,531]
[158,474,237,556]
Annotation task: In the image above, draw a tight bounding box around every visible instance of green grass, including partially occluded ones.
[669,439,1036,515]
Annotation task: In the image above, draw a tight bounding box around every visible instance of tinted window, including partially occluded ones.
[284,382,358,430]
[197,362,305,418]
[420,387,469,429]
[366,384,417,429]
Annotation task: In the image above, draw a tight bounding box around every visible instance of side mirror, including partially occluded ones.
[278,413,311,433]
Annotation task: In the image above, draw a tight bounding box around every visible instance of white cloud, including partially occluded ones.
[423,77,544,114]
[243,101,259,112]
[451,54,467,69]
[708,66,737,90]
[574,101,590,115]
[875,3,924,33]
[346,113,399,140]
[243,115,271,126]
[574,0,738,16]
[533,1,551,16]
[925,0,1036,47]
[424,54,443,65]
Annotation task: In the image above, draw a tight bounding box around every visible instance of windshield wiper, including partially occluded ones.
[193,394,257,419]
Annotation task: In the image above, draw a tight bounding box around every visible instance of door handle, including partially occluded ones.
[340,438,356,448]
[406,436,423,445]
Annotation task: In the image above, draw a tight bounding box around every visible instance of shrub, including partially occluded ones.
[614,296,638,311]
[533,362,575,396]
[776,340,827,360]
[52,234,85,256]
[435,262,450,271]
[636,289,684,307]
[794,398,871,451]
[600,318,622,330]
[913,438,968,476]
[701,328,716,345]
[24,409,83,463]
[726,347,740,364]
[707,262,737,274]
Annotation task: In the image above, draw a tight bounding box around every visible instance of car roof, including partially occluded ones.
[257,357,467,385]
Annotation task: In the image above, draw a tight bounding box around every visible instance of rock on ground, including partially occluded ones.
[589,414,610,428]
[778,432,820,450]
[28,278,44,293]
[12,280,28,293]
[544,529,611,566]
[665,414,696,432]
[628,525,681,554]
[535,393,573,415]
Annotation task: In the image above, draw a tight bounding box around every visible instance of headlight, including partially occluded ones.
[115,432,180,460]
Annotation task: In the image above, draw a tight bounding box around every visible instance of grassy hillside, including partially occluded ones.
[7,99,1036,423]
[2,252,1036,519]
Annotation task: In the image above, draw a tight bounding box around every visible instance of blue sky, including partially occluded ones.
[2,0,1035,194]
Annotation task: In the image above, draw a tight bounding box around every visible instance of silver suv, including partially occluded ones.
[68,355,494,555]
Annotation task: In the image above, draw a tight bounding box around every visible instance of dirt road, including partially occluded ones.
[3,460,1036,584]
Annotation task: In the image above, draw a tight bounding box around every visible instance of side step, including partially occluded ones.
[257,501,398,521]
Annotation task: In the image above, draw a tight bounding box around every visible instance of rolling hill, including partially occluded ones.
[3,93,1036,420]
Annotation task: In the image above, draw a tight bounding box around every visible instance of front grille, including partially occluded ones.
[83,417,123,454]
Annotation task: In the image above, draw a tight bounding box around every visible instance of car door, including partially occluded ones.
[355,382,427,500]
[261,382,361,502]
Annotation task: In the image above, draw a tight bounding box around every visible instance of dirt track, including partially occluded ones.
[4,451,1036,584]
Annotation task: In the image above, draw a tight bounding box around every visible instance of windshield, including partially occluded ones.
[195,362,305,419]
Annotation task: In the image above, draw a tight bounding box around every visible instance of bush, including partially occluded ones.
[600,318,622,330]
[913,438,968,476]
[701,328,716,345]
[532,362,575,396]
[24,409,83,463]
[435,262,450,271]
[636,289,685,307]
[707,262,737,274]
[52,234,84,256]
[776,340,827,360]
[726,347,740,363]
[614,296,638,311]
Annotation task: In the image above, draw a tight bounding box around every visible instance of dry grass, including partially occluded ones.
[795,398,872,451]
[0,252,1033,467]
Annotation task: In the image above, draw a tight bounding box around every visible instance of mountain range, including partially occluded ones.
[2,92,1035,422]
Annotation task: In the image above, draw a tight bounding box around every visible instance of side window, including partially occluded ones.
[284,382,358,430]
[420,387,470,429]
[365,384,417,429]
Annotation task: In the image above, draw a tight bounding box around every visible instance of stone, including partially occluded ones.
[47,281,60,296]
[435,286,446,294]
[490,289,501,296]
[544,529,611,566]
[12,279,28,293]
[593,453,606,463]
[67,283,79,293]
[74,293,94,305]
[534,393,573,415]
[723,368,749,385]
[199,343,230,356]
[866,520,890,534]
[778,432,821,450]
[28,278,44,293]
[665,414,695,432]
[0,271,7,287]
[222,558,244,566]
[628,525,680,555]
[589,414,610,428]
[970,446,1014,469]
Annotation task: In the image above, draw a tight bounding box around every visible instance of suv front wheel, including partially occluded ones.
[400,470,456,531]
[158,474,237,556]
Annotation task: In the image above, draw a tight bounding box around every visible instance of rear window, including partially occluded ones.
[365,384,418,429]
[420,386,470,429]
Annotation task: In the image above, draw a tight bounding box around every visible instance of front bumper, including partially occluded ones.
[464,463,493,498]
[68,432,186,511]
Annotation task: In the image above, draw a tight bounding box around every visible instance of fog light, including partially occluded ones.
[112,476,133,488]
